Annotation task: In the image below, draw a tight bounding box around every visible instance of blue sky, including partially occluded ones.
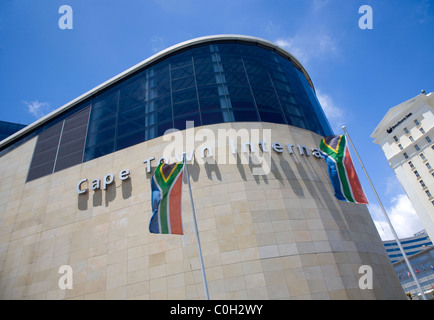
[1,0,433,240]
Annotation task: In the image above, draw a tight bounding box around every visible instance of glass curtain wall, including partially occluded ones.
[26,40,334,181]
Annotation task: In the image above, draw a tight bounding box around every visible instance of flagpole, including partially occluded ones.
[342,126,427,300]
[183,153,210,300]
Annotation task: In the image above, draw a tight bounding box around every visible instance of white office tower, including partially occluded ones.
[372,91,434,241]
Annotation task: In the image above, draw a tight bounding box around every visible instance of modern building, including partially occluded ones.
[0,120,26,142]
[0,35,405,300]
[383,230,433,264]
[371,92,434,241]
[393,246,434,299]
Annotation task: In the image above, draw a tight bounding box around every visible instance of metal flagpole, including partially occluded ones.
[183,153,210,300]
[342,126,427,300]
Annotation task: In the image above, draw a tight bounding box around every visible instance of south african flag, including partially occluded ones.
[319,135,369,205]
[149,160,184,235]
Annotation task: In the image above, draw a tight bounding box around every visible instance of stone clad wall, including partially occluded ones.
[0,122,405,299]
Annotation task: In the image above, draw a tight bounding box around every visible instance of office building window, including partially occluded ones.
[408,161,414,169]
[420,127,425,134]
[398,144,403,150]
[420,153,426,161]
[415,144,420,151]
[403,152,409,159]
[404,127,409,134]
[426,163,432,171]
[420,180,426,188]
[414,170,420,179]
[426,190,432,198]
[414,119,420,126]
[409,136,414,142]
[393,135,398,142]
[426,136,432,144]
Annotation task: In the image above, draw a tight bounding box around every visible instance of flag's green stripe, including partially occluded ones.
[336,160,355,203]
[154,162,184,234]
[160,190,169,234]
[320,136,355,203]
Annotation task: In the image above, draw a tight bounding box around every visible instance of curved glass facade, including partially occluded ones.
[22,39,333,181]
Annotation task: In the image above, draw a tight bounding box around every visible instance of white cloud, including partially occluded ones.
[151,36,166,53]
[23,100,51,119]
[275,33,338,67]
[315,89,345,132]
[369,194,424,241]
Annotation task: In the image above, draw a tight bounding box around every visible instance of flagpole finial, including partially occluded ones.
[342,125,347,131]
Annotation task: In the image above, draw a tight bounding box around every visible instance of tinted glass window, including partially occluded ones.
[24,40,333,181]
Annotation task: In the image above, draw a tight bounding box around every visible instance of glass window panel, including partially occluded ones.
[157,106,173,121]
[174,114,201,131]
[226,85,252,97]
[148,94,171,108]
[270,70,289,82]
[253,88,279,106]
[224,72,248,85]
[87,115,116,134]
[196,73,218,86]
[119,80,146,111]
[172,88,197,104]
[92,89,118,114]
[197,85,224,99]
[259,111,286,124]
[169,53,192,68]
[278,93,297,105]
[148,73,170,91]
[158,121,174,137]
[116,131,146,151]
[147,61,169,76]
[192,52,214,64]
[229,100,256,110]
[194,62,219,74]
[244,60,266,75]
[84,141,115,162]
[232,110,259,122]
[201,110,230,125]
[85,126,115,148]
[248,74,273,88]
[288,116,308,129]
[171,65,194,80]
[117,104,146,123]
[281,102,303,117]
[172,76,195,91]
[89,104,117,122]
[147,124,157,140]
[173,100,199,117]
[200,97,227,111]
[220,58,244,73]
[117,117,146,137]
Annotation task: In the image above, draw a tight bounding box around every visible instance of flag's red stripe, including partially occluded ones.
[169,172,183,235]
[343,147,368,204]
